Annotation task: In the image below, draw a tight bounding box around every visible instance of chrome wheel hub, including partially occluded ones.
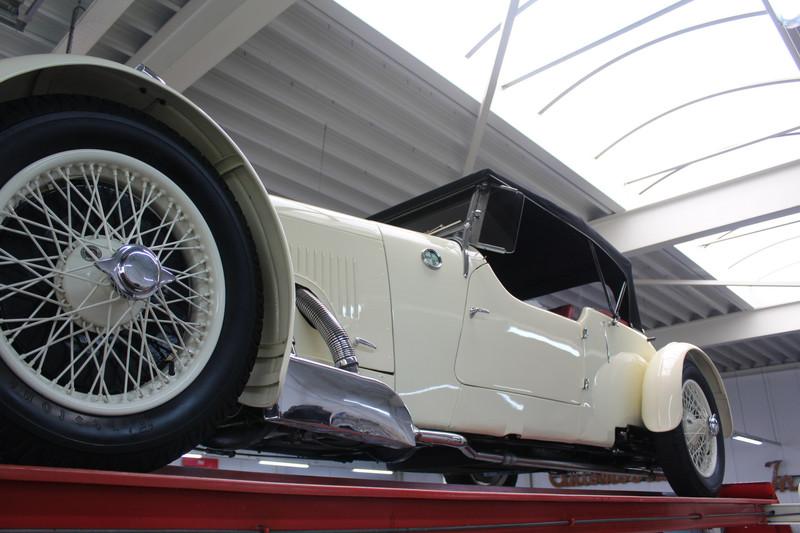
[0,149,224,416]
[60,237,142,329]
[95,244,175,300]
[707,413,720,437]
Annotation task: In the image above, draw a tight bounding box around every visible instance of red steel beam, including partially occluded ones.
[0,465,778,532]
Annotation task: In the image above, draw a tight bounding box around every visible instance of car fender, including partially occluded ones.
[641,342,732,437]
[0,54,295,408]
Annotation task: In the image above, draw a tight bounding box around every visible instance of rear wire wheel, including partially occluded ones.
[654,360,725,496]
[0,96,262,471]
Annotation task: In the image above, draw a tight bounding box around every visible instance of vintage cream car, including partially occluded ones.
[0,55,731,496]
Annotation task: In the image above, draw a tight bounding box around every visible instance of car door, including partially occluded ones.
[455,263,585,405]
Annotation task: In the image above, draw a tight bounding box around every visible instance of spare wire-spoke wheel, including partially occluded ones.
[0,97,261,471]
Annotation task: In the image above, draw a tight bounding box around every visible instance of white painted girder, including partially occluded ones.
[590,159,800,255]
[649,301,800,349]
[462,0,518,175]
[52,0,135,54]
[127,0,295,92]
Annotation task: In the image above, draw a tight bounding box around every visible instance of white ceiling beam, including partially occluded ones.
[638,279,800,287]
[462,0,518,175]
[649,301,800,348]
[590,159,800,255]
[127,0,295,92]
[721,361,800,377]
[762,0,800,71]
[52,0,134,54]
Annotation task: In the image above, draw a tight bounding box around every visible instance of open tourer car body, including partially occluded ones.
[0,55,731,496]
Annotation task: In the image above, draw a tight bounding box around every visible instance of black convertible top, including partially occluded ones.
[370,169,642,330]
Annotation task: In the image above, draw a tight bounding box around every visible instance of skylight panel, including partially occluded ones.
[676,212,800,308]
[493,0,799,208]
[337,0,800,210]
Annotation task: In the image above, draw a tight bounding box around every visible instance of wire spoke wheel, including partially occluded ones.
[681,379,717,478]
[654,360,725,497]
[0,149,225,416]
[0,96,261,472]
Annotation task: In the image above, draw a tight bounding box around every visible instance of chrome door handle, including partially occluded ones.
[469,306,490,318]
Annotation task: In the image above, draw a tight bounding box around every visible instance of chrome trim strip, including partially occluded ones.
[134,63,166,85]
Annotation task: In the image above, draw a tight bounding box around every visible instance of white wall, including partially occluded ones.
[724,369,800,502]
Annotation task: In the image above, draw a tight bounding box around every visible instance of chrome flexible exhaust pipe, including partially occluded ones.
[295,287,358,372]
[415,429,656,477]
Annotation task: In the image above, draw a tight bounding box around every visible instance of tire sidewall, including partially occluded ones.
[0,101,260,454]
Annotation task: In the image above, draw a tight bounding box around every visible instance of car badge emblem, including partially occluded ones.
[421,248,442,269]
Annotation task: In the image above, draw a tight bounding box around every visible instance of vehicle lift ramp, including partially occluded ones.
[0,465,797,532]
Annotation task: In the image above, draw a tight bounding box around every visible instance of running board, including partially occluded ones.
[415,429,657,476]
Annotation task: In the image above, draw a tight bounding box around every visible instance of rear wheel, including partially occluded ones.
[654,361,725,496]
[0,96,262,471]
[445,472,518,487]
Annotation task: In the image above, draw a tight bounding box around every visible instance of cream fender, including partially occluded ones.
[641,342,733,437]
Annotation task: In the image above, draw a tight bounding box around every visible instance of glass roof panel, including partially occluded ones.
[493,0,799,208]
[676,212,800,308]
[337,0,799,209]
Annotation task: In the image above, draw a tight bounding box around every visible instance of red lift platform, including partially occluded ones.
[0,464,796,532]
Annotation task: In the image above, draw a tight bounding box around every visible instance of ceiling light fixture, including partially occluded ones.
[732,432,781,446]
[732,435,763,445]
[259,460,309,469]
[352,468,394,475]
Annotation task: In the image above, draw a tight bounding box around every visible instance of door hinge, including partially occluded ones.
[582,378,590,390]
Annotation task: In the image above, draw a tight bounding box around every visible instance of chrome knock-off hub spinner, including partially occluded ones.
[707,413,720,437]
[60,238,132,329]
[96,244,176,300]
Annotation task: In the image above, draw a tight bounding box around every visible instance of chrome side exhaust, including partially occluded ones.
[266,356,417,449]
[295,287,358,372]
[415,429,656,476]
